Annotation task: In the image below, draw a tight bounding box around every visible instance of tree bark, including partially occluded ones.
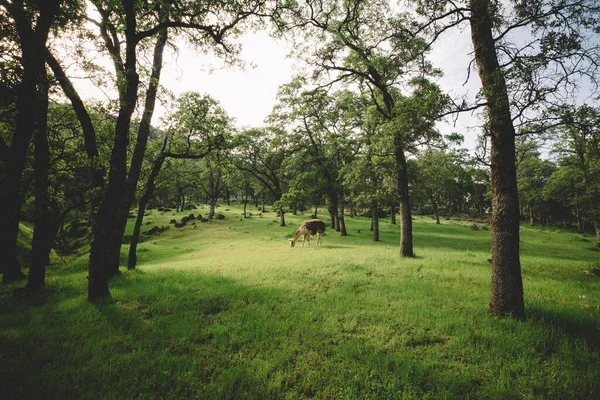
[432,198,440,224]
[372,201,379,242]
[89,18,168,291]
[339,191,347,236]
[27,70,51,289]
[470,0,525,319]
[128,155,166,270]
[88,1,140,298]
[390,205,396,225]
[394,136,414,257]
[327,192,338,229]
[0,0,60,282]
[279,207,286,227]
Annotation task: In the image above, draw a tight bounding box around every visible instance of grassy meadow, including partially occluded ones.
[1,205,599,399]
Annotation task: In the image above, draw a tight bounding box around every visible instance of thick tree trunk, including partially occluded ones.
[327,192,338,230]
[372,201,379,242]
[394,136,414,256]
[27,71,51,289]
[470,0,525,319]
[0,1,59,282]
[432,199,440,225]
[209,200,216,219]
[128,155,166,270]
[339,190,347,236]
[279,207,286,227]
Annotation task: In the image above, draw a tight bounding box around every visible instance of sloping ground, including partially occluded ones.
[1,207,599,399]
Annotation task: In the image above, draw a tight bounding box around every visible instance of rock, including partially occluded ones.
[470,224,479,231]
[216,214,225,220]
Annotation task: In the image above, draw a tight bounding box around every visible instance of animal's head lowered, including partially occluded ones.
[289,238,296,248]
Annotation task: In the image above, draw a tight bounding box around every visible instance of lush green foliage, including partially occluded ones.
[2,205,599,399]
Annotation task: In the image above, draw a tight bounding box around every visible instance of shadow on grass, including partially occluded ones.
[528,304,600,350]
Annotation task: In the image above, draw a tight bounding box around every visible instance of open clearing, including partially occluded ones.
[1,206,599,399]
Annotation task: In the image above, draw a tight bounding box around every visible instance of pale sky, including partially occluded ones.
[159,30,297,130]
[156,28,483,150]
[68,25,483,151]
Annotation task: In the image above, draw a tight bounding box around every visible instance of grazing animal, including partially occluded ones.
[289,219,326,248]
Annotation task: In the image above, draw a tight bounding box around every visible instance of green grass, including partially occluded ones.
[1,206,599,399]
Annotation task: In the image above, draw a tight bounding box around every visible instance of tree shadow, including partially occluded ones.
[527,304,600,350]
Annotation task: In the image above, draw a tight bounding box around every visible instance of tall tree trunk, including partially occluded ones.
[279,207,286,227]
[372,201,379,242]
[313,203,318,219]
[128,155,166,270]
[0,0,60,282]
[394,137,414,257]
[390,205,396,225]
[470,0,525,319]
[339,191,347,236]
[27,70,51,289]
[108,26,168,277]
[327,192,338,229]
[209,199,216,219]
[89,22,167,291]
[432,198,440,225]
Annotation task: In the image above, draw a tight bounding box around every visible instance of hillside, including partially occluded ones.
[1,206,599,399]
